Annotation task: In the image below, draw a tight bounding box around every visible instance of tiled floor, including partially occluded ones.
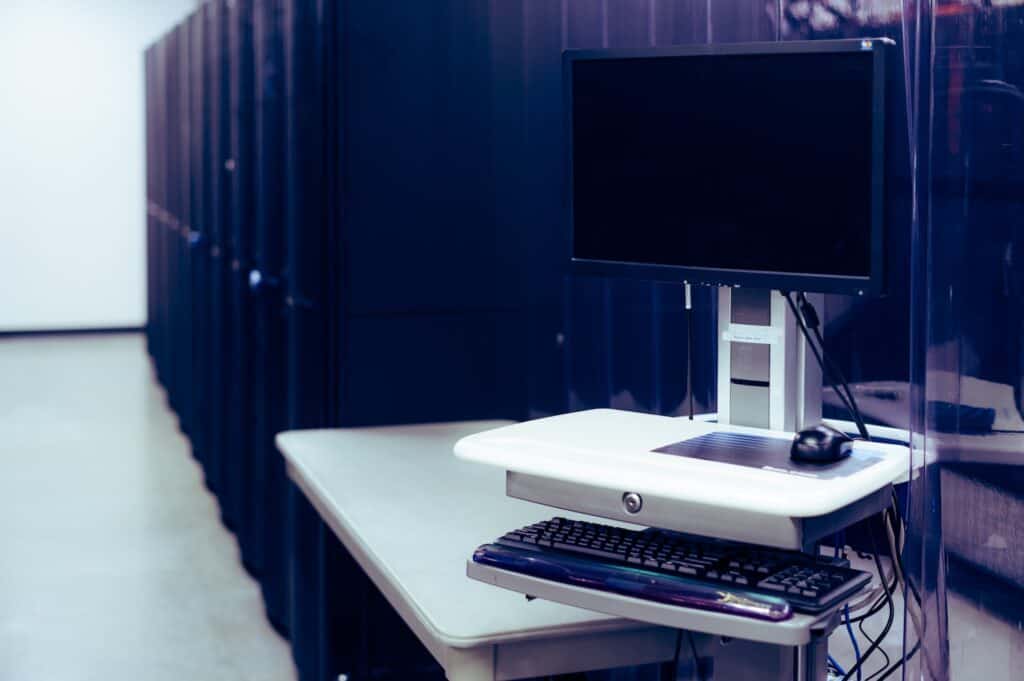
[0,334,296,681]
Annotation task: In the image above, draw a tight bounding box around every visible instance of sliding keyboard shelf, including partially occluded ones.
[467,561,840,647]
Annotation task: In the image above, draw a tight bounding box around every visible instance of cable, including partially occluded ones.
[843,604,863,681]
[786,292,870,440]
[859,618,891,681]
[842,528,896,681]
[829,654,847,677]
[687,631,701,680]
[845,533,897,624]
[782,292,867,438]
[884,500,922,610]
[845,531,897,620]
[883,510,924,644]
[796,292,870,440]
[845,536,898,622]
[668,630,701,681]
[885,491,921,607]
[785,291,857,422]
[843,583,894,681]
[668,629,683,681]
[872,640,920,681]
[857,528,893,679]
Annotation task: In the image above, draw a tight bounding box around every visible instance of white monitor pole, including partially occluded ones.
[716,288,822,432]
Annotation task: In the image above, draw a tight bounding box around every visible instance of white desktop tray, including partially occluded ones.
[455,409,909,550]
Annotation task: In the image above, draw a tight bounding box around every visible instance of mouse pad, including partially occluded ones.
[653,432,882,480]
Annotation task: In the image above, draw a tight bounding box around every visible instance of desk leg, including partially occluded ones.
[444,645,495,681]
[706,636,829,681]
[796,637,828,681]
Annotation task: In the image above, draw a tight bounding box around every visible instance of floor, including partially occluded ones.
[0,334,296,681]
[2,333,1019,681]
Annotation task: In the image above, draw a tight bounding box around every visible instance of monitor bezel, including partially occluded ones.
[564,38,889,296]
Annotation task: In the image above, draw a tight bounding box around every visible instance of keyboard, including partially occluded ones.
[473,517,872,617]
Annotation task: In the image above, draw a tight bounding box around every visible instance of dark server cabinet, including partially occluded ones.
[251,0,291,635]
[155,29,174,402]
[283,0,328,433]
[226,0,259,570]
[282,2,351,679]
[145,46,156,362]
[177,22,194,436]
[333,0,529,429]
[147,3,540,678]
[146,41,166,380]
[165,22,188,426]
[165,23,179,420]
[190,5,212,483]
[205,0,232,508]
[154,33,172,394]
[288,3,530,679]
[182,9,205,450]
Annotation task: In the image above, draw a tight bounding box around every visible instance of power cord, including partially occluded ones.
[669,629,702,681]
[873,640,920,681]
[687,631,702,680]
[670,629,682,679]
[841,528,896,681]
[795,292,870,440]
[859,620,891,681]
[782,292,870,440]
[829,654,847,677]
[858,528,897,680]
[843,605,863,681]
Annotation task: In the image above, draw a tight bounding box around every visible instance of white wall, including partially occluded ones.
[0,0,195,331]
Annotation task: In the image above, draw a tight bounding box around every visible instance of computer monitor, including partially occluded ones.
[566,39,890,296]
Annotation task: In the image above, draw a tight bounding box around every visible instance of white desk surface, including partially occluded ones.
[278,422,676,680]
[456,409,910,519]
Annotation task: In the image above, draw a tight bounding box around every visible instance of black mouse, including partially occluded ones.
[791,424,853,464]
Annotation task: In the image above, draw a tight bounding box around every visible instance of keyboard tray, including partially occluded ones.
[467,560,842,646]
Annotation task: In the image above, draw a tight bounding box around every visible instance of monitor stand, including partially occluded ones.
[716,288,822,432]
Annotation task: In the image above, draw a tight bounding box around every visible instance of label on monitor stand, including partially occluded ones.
[652,432,883,480]
[722,325,782,345]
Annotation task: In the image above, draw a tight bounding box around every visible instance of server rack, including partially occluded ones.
[145,2,535,678]
[145,46,156,363]
[282,2,357,678]
[187,9,206,446]
[251,0,291,635]
[168,14,193,441]
[205,0,232,510]
[226,0,258,570]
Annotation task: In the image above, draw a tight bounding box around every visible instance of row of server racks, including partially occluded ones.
[145,1,534,680]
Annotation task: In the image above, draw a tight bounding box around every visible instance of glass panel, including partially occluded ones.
[913,1,1024,679]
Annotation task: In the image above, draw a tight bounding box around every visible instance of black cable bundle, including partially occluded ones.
[783,292,870,440]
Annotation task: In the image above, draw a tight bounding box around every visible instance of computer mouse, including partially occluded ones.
[790,424,853,464]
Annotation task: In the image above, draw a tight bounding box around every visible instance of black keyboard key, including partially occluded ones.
[554,543,621,561]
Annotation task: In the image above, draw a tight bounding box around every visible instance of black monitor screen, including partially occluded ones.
[570,43,884,294]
